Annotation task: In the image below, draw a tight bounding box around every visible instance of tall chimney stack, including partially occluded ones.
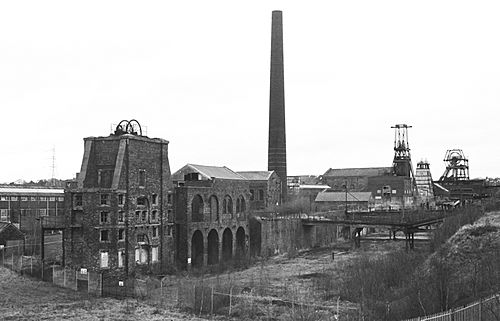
[268,10,287,203]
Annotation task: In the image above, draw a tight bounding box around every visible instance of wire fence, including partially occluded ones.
[404,293,500,321]
[176,275,360,320]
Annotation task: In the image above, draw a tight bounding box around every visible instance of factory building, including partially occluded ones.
[63,120,174,281]
[172,164,249,269]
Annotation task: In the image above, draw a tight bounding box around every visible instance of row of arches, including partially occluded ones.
[191,227,246,267]
[192,194,246,222]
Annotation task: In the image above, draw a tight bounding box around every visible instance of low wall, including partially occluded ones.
[250,216,340,257]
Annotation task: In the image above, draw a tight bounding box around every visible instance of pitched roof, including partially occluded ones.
[172,164,246,181]
[315,191,373,203]
[237,171,274,181]
[322,167,392,177]
[299,185,330,190]
[0,222,25,243]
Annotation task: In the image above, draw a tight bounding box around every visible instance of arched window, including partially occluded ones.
[236,195,246,213]
[191,194,204,222]
[209,195,219,221]
[240,195,246,212]
[223,195,233,215]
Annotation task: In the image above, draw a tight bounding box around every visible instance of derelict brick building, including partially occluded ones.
[63,120,174,279]
[172,164,249,269]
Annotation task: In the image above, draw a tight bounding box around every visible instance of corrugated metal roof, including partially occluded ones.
[299,185,330,190]
[0,187,64,195]
[173,164,246,181]
[323,167,392,177]
[315,191,372,202]
[237,171,274,181]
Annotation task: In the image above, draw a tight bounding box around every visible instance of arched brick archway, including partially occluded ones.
[235,227,246,259]
[207,229,219,265]
[222,228,233,262]
[191,230,204,268]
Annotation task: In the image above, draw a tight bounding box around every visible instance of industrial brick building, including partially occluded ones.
[237,171,281,210]
[172,164,249,269]
[0,186,64,255]
[63,120,174,282]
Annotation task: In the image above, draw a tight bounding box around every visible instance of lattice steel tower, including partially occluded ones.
[391,124,414,178]
[439,149,469,181]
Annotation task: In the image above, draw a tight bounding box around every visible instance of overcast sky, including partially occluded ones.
[1,1,499,183]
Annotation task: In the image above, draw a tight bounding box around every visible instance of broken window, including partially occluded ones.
[152,246,158,262]
[258,190,264,201]
[138,170,146,187]
[118,229,125,241]
[118,249,125,268]
[100,230,109,242]
[191,194,204,222]
[100,194,109,205]
[152,194,158,205]
[118,211,124,223]
[152,226,158,238]
[118,194,124,206]
[98,169,113,188]
[74,194,83,207]
[100,211,109,224]
[137,197,146,206]
[0,209,8,222]
[100,251,109,268]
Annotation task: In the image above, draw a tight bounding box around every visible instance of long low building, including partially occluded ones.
[0,186,64,255]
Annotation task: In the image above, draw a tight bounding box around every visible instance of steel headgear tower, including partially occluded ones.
[268,10,287,203]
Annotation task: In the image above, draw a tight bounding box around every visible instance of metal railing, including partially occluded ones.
[404,293,500,321]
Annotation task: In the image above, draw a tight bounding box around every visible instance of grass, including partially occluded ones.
[0,267,208,320]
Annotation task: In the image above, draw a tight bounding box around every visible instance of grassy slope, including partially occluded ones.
[0,267,208,321]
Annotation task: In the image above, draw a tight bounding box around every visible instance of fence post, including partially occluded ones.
[20,255,23,273]
[63,269,66,287]
[75,270,78,291]
[100,273,103,296]
[210,286,214,315]
[30,256,33,275]
[229,286,233,316]
[479,298,482,320]
[88,271,90,294]
[12,252,14,269]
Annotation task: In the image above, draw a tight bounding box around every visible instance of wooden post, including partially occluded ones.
[30,256,33,275]
[211,286,214,315]
[228,286,233,316]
